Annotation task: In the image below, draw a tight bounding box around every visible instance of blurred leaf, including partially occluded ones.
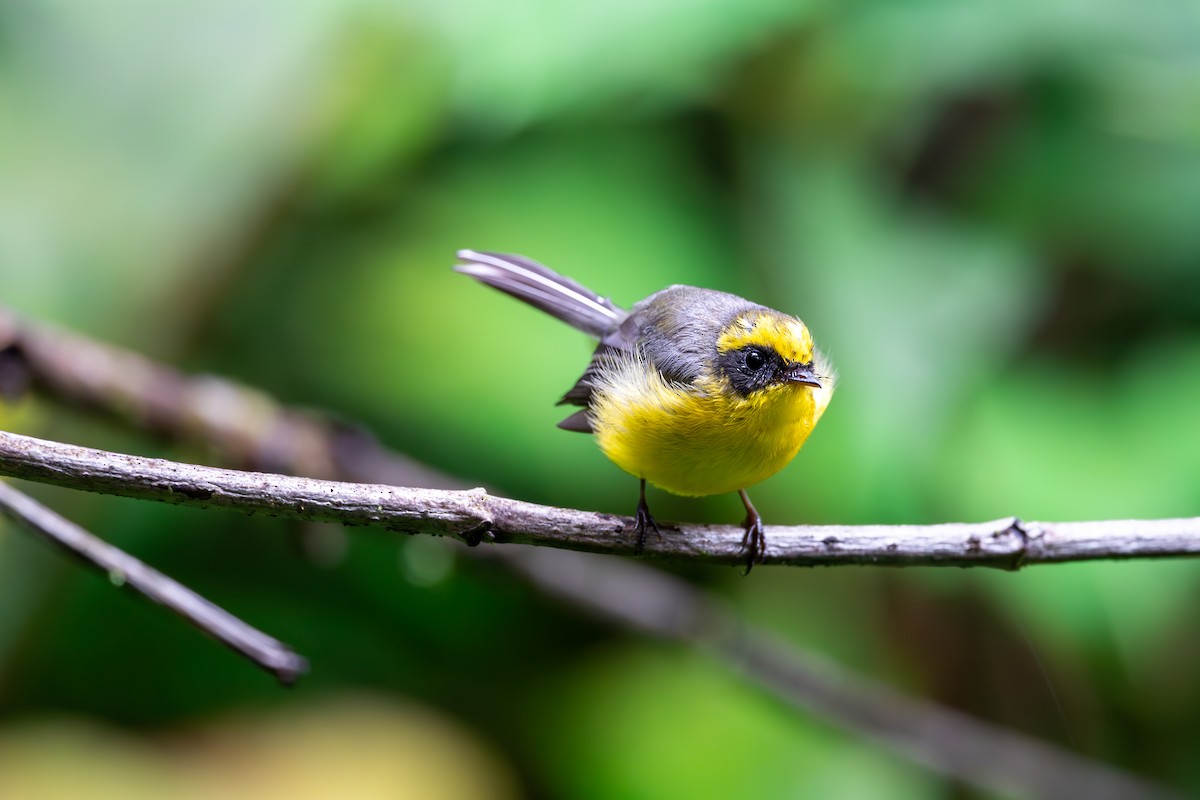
[0,719,176,800]
[938,340,1200,522]
[299,17,451,206]
[0,696,518,800]
[0,1,446,338]
[531,644,936,799]
[965,93,1200,273]
[747,146,1041,522]
[412,0,821,129]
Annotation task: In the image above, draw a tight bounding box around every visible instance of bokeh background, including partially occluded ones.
[3,1,1200,797]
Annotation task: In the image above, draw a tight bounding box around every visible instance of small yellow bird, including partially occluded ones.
[456,250,834,571]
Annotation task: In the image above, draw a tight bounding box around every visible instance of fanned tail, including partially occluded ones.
[454,250,627,338]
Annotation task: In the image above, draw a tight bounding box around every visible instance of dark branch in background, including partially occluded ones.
[0,308,457,488]
[0,307,1185,799]
[501,547,1177,800]
[0,481,305,683]
[1,429,1198,567]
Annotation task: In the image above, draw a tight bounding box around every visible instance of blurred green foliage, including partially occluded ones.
[2,0,1200,796]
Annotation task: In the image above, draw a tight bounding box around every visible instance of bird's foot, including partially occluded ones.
[738,489,766,575]
[633,478,661,555]
[634,496,661,555]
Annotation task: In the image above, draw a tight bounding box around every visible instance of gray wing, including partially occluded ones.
[619,285,759,383]
[556,285,758,432]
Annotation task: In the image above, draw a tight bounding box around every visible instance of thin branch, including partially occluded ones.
[0,480,306,683]
[5,308,1196,569]
[0,430,1197,568]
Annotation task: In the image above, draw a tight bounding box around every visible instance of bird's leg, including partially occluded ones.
[633,478,661,555]
[738,489,766,574]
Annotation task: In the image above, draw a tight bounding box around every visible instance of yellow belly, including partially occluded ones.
[588,359,829,497]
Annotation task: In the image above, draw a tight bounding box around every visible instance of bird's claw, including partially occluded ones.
[634,498,661,555]
[740,513,766,575]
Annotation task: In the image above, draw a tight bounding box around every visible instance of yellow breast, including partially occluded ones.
[588,352,831,497]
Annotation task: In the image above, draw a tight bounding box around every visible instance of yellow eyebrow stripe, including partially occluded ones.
[715,312,815,364]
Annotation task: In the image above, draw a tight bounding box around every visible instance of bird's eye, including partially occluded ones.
[745,349,766,371]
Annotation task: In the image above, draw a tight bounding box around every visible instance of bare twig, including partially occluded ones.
[6,309,1197,569]
[0,430,1197,567]
[0,480,306,683]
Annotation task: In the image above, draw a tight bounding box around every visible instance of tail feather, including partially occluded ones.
[454,250,626,338]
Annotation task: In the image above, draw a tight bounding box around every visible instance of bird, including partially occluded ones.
[455,250,834,572]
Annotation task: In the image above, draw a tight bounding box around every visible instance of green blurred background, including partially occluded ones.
[2,0,1200,797]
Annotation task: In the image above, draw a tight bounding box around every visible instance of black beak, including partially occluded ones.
[784,362,822,388]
